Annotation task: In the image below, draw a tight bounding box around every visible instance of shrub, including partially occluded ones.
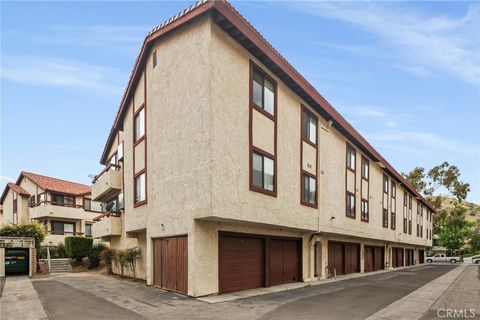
[100,248,116,274]
[88,243,107,269]
[124,247,141,280]
[65,237,93,262]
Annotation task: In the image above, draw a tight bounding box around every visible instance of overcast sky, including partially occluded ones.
[1,1,479,203]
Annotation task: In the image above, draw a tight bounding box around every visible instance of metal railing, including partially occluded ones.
[92,163,121,183]
[93,211,121,222]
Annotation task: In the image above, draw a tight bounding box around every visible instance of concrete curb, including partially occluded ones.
[364,264,467,320]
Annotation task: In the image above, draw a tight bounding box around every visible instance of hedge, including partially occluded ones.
[65,237,93,262]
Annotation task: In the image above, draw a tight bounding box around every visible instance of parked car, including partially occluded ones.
[471,255,480,264]
[426,254,461,264]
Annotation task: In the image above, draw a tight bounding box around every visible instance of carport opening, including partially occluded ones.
[5,249,29,276]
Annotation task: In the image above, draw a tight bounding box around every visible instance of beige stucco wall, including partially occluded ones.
[96,15,432,296]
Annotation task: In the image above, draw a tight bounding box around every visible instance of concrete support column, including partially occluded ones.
[403,248,406,266]
[319,237,329,279]
[80,220,86,236]
[386,244,393,269]
[360,242,365,273]
[308,239,316,281]
[146,231,152,286]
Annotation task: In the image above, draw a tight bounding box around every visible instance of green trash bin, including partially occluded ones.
[5,249,29,275]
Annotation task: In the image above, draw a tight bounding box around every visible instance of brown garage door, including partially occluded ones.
[364,246,374,273]
[374,247,385,271]
[405,249,414,266]
[153,236,188,294]
[219,235,265,293]
[328,242,344,276]
[345,243,360,274]
[392,248,404,267]
[268,239,300,286]
[419,250,425,264]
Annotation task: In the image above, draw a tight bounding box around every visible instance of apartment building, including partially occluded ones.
[0,172,102,245]
[91,0,435,296]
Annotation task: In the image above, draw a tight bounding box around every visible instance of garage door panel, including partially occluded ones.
[364,246,374,273]
[219,236,264,293]
[153,236,188,295]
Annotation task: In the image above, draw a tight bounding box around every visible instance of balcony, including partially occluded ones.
[92,212,122,240]
[91,164,122,202]
[30,201,92,220]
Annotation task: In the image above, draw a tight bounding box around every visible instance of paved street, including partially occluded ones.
[1,264,478,320]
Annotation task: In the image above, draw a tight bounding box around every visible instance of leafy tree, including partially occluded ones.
[87,242,108,269]
[469,219,480,253]
[437,205,472,255]
[402,167,426,193]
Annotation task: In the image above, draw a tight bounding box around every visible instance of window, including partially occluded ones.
[85,224,92,237]
[302,174,316,205]
[346,192,355,218]
[13,198,17,213]
[391,183,396,198]
[361,157,369,180]
[134,172,146,203]
[252,152,275,192]
[302,109,317,145]
[83,198,92,211]
[38,193,46,204]
[152,50,157,68]
[52,221,75,235]
[383,209,388,227]
[346,144,356,171]
[51,193,75,206]
[391,212,396,230]
[361,199,369,222]
[404,191,407,206]
[252,69,275,116]
[134,107,145,142]
[29,195,36,207]
[403,217,407,233]
[383,175,389,194]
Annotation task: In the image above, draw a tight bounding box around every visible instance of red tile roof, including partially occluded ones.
[20,171,91,196]
[98,0,435,212]
[0,183,30,204]
[7,183,30,196]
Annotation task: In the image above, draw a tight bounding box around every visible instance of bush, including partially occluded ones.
[87,243,107,269]
[39,243,68,259]
[100,248,116,274]
[65,237,93,262]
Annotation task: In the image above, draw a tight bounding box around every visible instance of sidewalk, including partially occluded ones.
[364,264,469,320]
[0,276,48,320]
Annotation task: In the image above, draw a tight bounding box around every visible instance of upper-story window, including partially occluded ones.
[252,69,275,116]
[346,192,355,218]
[361,157,369,180]
[83,198,92,211]
[361,199,369,222]
[302,174,316,206]
[404,191,407,207]
[13,198,17,213]
[302,109,317,145]
[346,144,356,171]
[51,193,75,207]
[85,224,92,237]
[391,182,396,198]
[252,152,275,193]
[383,175,389,194]
[152,50,157,68]
[134,172,146,204]
[134,107,145,142]
[29,195,36,207]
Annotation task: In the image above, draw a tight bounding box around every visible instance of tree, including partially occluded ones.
[437,205,472,255]
[402,167,427,192]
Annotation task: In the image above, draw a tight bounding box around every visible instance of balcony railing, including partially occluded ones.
[48,231,85,236]
[91,164,122,202]
[30,200,83,209]
[93,211,121,222]
[92,163,121,183]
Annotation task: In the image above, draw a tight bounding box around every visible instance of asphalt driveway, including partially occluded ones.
[23,264,471,320]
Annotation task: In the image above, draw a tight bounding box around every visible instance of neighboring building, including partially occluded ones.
[0,172,102,245]
[91,0,435,297]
